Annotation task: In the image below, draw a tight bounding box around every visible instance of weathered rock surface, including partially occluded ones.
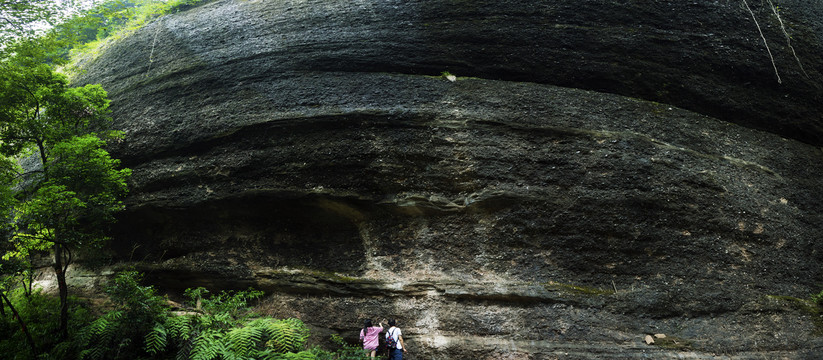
[70,0,823,358]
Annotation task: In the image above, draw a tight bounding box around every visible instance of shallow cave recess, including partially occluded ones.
[109,194,368,292]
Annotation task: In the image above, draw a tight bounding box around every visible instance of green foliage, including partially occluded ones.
[811,290,823,306]
[145,321,169,354]
[166,315,193,341]
[33,134,131,238]
[189,329,223,360]
[263,350,320,360]
[0,0,66,45]
[1,270,366,359]
[1,38,129,339]
[65,0,213,70]
[307,334,371,360]
[329,334,371,360]
[184,286,265,319]
[256,318,310,354]
[78,310,125,360]
[0,43,112,151]
[2,0,211,61]
[47,0,139,62]
[77,271,167,360]
[105,270,166,319]
[0,288,90,360]
[224,324,263,356]
[147,288,313,360]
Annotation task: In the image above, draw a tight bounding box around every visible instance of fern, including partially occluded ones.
[166,316,193,341]
[194,314,213,330]
[49,340,77,360]
[75,278,335,360]
[175,336,193,360]
[219,351,245,360]
[78,310,124,360]
[79,346,105,360]
[144,322,168,355]
[259,350,318,360]
[79,310,122,343]
[190,329,224,360]
[213,311,235,327]
[225,325,264,357]
[253,318,310,353]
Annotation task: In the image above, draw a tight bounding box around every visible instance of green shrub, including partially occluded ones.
[78,270,167,360]
[309,334,371,360]
[1,270,370,359]
[145,287,311,360]
[0,288,90,360]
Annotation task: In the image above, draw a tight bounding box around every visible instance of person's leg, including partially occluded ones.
[369,350,376,357]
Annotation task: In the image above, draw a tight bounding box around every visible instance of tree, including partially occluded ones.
[0,155,39,358]
[0,39,130,340]
[0,0,66,46]
[0,272,38,358]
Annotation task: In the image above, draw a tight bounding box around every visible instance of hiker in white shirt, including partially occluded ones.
[385,319,407,360]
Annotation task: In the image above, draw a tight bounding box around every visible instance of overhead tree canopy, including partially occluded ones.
[0,0,63,44]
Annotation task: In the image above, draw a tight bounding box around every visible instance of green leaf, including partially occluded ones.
[225,325,263,357]
[145,322,169,355]
[190,330,224,360]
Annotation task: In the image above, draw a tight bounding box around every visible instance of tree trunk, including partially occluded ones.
[53,243,69,341]
[0,291,38,358]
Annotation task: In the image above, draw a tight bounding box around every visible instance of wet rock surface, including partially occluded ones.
[71,0,823,358]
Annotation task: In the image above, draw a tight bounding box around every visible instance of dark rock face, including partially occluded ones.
[73,0,823,358]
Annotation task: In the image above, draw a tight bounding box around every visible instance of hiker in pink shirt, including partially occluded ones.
[359,319,384,357]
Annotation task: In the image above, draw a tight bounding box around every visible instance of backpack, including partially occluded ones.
[386,328,398,349]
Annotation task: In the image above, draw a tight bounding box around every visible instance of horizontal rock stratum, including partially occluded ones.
[72,0,823,358]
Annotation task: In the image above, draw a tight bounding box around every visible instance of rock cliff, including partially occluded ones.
[71,0,823,358]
